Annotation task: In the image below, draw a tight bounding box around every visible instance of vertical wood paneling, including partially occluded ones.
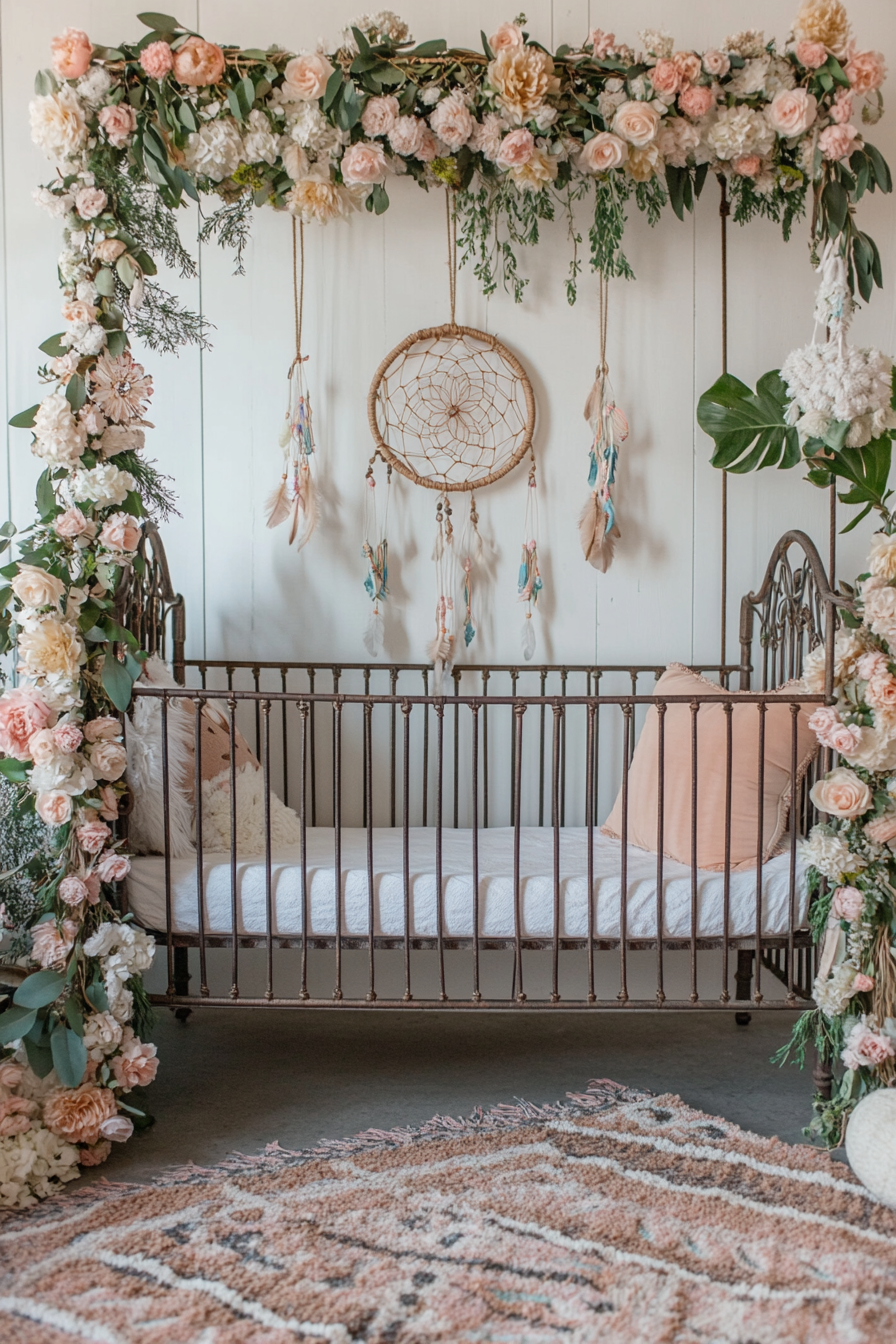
[2,0,895,675]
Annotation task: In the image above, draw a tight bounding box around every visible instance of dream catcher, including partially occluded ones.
[266,218,320,551]
[579,273,629,573]
[367,192,538,680]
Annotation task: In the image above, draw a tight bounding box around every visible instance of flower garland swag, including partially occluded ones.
[782,531,896,1148]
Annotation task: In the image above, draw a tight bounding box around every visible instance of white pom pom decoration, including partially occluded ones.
[845,1088,896,1209]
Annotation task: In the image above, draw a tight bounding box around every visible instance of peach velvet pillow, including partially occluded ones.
[602,663,818,872]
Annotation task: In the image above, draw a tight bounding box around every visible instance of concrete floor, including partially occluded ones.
[81,1003,824,1189]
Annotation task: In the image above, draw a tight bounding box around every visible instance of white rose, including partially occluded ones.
[10,565,66,611]
[611,100,662,147]
[868,533,896,582]
[282,53,334,102]
[32,391,88,468]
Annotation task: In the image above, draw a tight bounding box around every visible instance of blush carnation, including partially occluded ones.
[650,59,681,96]
[388,116,425,157]
[589,30,617,60]
[831,885,865,920]
[140,40,174,79]
[112,1033,159,1090]
[58,875,89,907]
[496,127,535,168]
[78,1140,112,1166]
[733,154,762,177]
[74,186,107,220]
[678,85,714,118]
[360,95,399,138]
[796,40,827,69]
[429,90,475,150]
[54,722,83,754]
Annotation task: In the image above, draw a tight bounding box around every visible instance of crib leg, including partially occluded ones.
[813,1040,833,1103]
[172,946,192,1023]
[734,949,753,1026]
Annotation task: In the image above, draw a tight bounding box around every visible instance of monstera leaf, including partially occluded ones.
[805,436,894,532]
[697,371,801,473]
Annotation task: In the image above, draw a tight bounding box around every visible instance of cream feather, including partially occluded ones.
[578,493,620,573]
[265,475,290,530]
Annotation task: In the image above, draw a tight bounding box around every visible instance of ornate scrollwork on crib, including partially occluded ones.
[114,521,185,682]
[738,530,838,691]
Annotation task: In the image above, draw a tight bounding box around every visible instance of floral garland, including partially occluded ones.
[782,532,896,1147]
[0,2,891,1206]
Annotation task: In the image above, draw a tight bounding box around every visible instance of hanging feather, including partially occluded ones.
[265,474,290,530]
[521,613,536,661]
[462,557,475,647]
[583,369,604,428]
[268,355,321,553]
[287,458,318,552]
[361,466,391,659]
[363,607,384,658]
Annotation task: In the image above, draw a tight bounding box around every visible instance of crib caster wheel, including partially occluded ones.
[735,1011,752,1026]
[174,1006,192,1023]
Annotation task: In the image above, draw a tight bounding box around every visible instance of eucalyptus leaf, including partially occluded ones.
[34,70,59,96]
[36,469,56,519]
[86,978,109,1014]
[102,652,136,713]
[9,404,39,430]
[0,759,29,783]
[106,329,129,358]
[65,373,87,412]
[38,332,67,357]
[137,12,182,31]
[24,1037,55,1080]
[95,266,116,297]
[51,1023,88,1088]
[13,968,65,1009]
[0,1004,37,1046]
[697,370,800,473]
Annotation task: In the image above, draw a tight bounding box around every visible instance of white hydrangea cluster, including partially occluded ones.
[184,117,245,181]
[70,463,135,508]
[83,922,156,1023]
[0,1126,81,1209]
[781,341,896,447]
[814,961,861,1018]
[797,828,866,882]
[706,106,776,161]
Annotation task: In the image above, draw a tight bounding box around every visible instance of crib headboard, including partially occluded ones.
[738,529,836,693]
[114,521,185,682]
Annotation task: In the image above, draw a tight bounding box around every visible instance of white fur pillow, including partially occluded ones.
[126,655,195,857]
[200,764,301,853]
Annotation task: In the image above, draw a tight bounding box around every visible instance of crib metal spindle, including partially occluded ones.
[262,699,273,1001]
[722,701,733,1004]
[754,702,766,1005]
[470,701,480,1002]
[227,694,239,999]
[689,700,699,1003]
[551,701,562,1003]
[161,693,174,997]
[194,698,208,997]
[585,700,596,1002]
[333,697,343,1000]
[402,700,412,1001]
[299,700,309,1000]
[655,701,666,1006]
[365,700,376,1002]
[512,702,526,1002]
[619,703,631,1003]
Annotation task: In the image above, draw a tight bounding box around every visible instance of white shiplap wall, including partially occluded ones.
[2,0,896,672]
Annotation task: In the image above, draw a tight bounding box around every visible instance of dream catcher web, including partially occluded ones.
[366,191,539,679]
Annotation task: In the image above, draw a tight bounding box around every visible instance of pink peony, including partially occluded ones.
[767,88,818,137]
[589,30,616,60]
[496,127,535,168]
[388,116,425,157]
[54,722,83,754]
[853,973,875,993]
[89,739,127,782]
[51,27,92,80]
[830,89,854,124]
[31,918,78,969]
[172,36,225,87]
[702,49,730,78]
[796,40,827,69]
[673,52,702,85]
[100,1114,134,1142]
[112,1034,159,1090]
[831,885,865,920]
[76,820,111,854]
[819,122,859,160]
[97,786,119,822]
[579,131,626,174]
[845,50,887,95]
[360,95,399,137]
[429,91,474,151]
[78,1139,111,1166]
[74,187,107,220]
[59,875,89,907]
[98,512,141,555]
[98,104,137,149]
[0,686,54,760]
[490,22,524,53]
[651,59,681,96]
[0,1096,35,1138]
[864,813,896,845]
[842,1020,896,1071]
[416,128,439,162]
[54,508,91,540]
[95,851,131,883]
[678,85,714,119]
[140,40,174,80]
[733,154,762,178]
[36,792,73,827]
[341,140,389,185]
[84,717,120,743]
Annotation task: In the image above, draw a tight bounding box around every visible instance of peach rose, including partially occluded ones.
[796,40,827,69]
[0,1096,35,1138]
[853,973,875,993]
[766,88,818,138]
[282,52,334,102]
[361,95,399,138]
[54,722,83,754]
[651,59,681,96]
[679,85,714,119]
[112,1035,159,1090]
[95,851,131,883]
[612,100,662,146]
[866,673,896,709]
[733,154,762,177]
[0,686,54,760]
[490,22,524,53]
[88,739,128,782]
[97,786,119,822]
[62,298,98,325]
[31,918,78,968]
[75,186,107,220]
[864,813,896,845]
[28,728,59,767]
[589,31,616,60]
[140,40,174,80]
[93,238,127,263]
[77,820,111,854]
[51,27,92,80]
[579,131,626,174]
[98,512,141,555]
[11,564,65,610]
[172,36,225,87]
[819,122,859,160]
[59,875,89,907]
[43,1084,118,1146]
[673,52,702,85]
[36,791,73,827]
[496,127,534,168]
[845,50,886,95]
[810,767,872,819]
[341,140,388,185]
[78,1139,111,1166]
[702,50,730,78]
[829,723,863,756]
[98,104,137,149]
[84,717,120,743]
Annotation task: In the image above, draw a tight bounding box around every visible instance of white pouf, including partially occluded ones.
[845,1088,896,1208]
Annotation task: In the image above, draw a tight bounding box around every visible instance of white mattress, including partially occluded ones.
[126,827,808,941]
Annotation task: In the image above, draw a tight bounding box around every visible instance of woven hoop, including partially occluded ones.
[367,323,536,492]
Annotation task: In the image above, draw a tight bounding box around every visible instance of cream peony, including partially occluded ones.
[766,88,817,138]
[430,91,475,150]
[810,767,873,819]
[32,391,88,468]
[488,46,560,125]
[868,533,896,582]
[863,580,896,643]
[612,100,662,147]
[510,147,558,190]
[11,565,65,611]
[793,0,851,59]
[282,53,335,102]
[626,143,662,182]
[579,131,626,174]
[845,50,887,96]
[43,1085,118,1147]
[17,618,83,681]
[287,174,353,223]
[30,88,88,163]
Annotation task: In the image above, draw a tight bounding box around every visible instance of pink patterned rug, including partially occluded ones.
[1,1080,895,1343]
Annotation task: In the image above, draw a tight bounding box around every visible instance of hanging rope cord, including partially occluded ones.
[290,215,305,372]
[446,188,458,327]
[596,270,609,384]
